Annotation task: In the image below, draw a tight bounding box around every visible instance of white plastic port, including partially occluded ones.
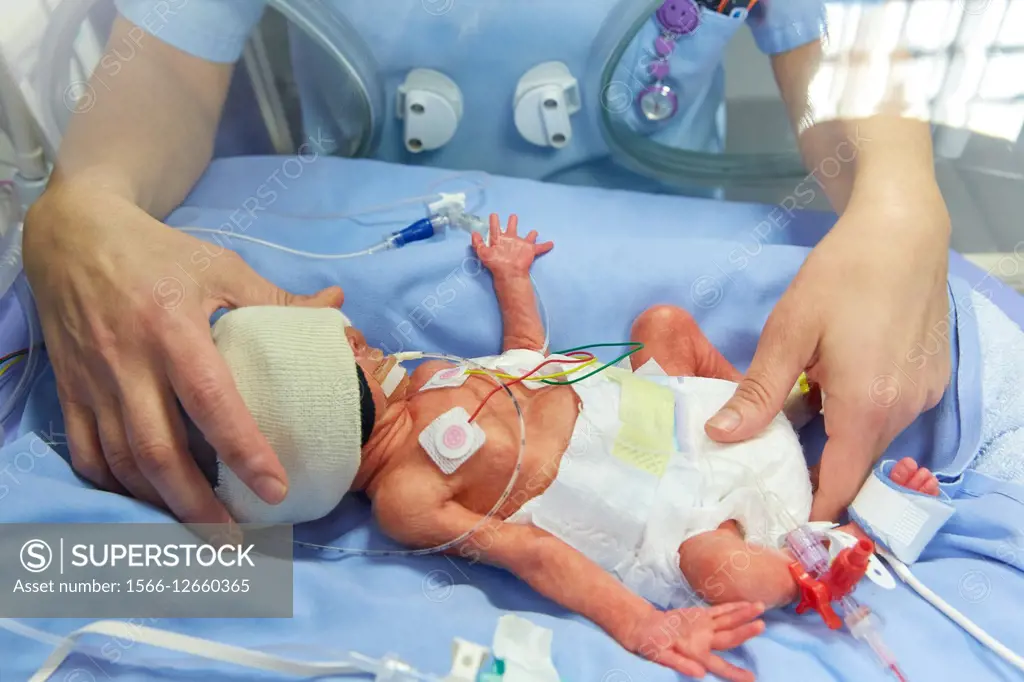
[513,62,581,149]
[443,638,490,681]
[396,69,463,153]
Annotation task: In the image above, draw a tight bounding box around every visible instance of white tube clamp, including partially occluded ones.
[847,460,956,565]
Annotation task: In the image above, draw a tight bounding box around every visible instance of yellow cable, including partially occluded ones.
[465,357,597,382]
[0,354,24,379]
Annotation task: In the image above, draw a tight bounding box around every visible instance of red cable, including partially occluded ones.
[467,352,594,422]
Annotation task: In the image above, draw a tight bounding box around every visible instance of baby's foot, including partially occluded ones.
[838,458,940,543]
[888,457,941,496]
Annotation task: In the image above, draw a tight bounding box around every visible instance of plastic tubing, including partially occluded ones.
[210,170,492,227]
[0,52,46,181]
[0,274,42,427]
[878,548,1024,673]
[293,351,525,557]
[177,227,396,259]
[0,617,413,678]
[35,0,102,150]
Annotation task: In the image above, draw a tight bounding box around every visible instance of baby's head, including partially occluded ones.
[208,306,408,525]
[343,325,412,425]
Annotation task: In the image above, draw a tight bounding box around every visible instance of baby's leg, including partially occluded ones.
[678,458,941,608]
[629,305,741,380]
[678,521,799,608]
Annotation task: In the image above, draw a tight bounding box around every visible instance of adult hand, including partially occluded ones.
[704,195,951,521]
[23,185,343,524]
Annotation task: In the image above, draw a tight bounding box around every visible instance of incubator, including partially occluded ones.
[17,0,824,194]
[2,1,1024,678]
[1,169,1022,676]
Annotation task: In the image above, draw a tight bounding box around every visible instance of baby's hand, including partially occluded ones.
[625,602,765,682]
[472,213,553,278]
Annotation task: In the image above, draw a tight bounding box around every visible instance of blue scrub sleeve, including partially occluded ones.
[114,0,267,63]
[746,0,826,55]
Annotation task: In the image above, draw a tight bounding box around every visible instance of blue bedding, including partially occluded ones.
[2,157,1024,681]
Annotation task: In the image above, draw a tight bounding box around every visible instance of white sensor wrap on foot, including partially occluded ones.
[847,459,956,565]
[418,407,486,475]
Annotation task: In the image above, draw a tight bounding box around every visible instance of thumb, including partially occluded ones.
[291,286,345,309]
[217,259,344,309]
[705,312,811,442]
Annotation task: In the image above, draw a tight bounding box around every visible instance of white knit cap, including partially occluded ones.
[210,306,363,524]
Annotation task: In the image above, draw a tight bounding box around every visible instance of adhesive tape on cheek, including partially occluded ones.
[380,363,407,398]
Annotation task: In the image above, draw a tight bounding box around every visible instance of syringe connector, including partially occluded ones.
[785,525,831,579]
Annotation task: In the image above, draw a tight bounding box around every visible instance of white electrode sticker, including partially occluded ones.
[420,366,470,391]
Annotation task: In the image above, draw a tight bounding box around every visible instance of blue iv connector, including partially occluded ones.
[389,210,487,249]
[389,216,439,248]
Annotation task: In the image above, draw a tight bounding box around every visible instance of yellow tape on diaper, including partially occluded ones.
[608,370,675,478]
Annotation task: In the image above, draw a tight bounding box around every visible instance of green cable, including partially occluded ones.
[541,342,644,385]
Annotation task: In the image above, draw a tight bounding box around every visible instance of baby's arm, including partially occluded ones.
[472,214,552,352]
[376,492,763,682]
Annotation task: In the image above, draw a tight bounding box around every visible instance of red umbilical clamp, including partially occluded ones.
[788,562,842,629]
[788,538,875,629]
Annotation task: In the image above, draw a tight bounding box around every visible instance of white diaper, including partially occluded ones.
[506,371,812,609]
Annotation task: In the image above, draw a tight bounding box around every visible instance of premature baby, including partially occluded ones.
[202,215,944,682]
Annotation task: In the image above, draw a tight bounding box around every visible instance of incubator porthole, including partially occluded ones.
[543,98,558,109]
[411,103,425,114]
[409,138,423,150]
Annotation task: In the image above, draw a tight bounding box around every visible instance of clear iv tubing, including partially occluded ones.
[294,351,526,557]
[176,171,491,257]
[0,617,446,682]
[177,228,396,260]
[188,170,490,227]
[0,274,42,427]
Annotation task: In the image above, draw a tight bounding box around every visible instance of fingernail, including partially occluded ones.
[254,476,288,504]
[708,407,741,433]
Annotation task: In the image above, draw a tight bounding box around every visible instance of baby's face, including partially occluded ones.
[344,328,412,415]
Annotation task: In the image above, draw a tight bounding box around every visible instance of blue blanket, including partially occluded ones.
[2,157,1023,681]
